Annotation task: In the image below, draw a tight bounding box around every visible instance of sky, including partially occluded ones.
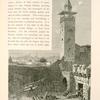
[9,0,91,57]
[52,0,91,52]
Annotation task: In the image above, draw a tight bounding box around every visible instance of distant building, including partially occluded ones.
[75,44,91,65]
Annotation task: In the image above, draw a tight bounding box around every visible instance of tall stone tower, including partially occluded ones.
[59,0,77,62]
[59,0,77,92]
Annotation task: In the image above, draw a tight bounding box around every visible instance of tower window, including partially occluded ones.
[68,48,71,51]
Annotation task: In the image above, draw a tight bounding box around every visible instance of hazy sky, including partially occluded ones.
[52,0,91,52]
[9,0,91,57]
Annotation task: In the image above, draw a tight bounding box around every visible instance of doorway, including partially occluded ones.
[78,83,83,97]
[63,77,67,88]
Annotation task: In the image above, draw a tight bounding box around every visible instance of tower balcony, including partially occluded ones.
[60,15,75,23]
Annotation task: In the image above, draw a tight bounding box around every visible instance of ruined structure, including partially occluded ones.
[58,1,91,100]
[73,64,91,100]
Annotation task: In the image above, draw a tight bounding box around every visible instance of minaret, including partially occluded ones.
[59,0,77,62]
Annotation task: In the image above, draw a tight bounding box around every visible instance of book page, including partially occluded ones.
[1,0,99,100]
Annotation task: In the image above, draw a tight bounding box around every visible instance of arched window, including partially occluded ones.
[63,77,67,88]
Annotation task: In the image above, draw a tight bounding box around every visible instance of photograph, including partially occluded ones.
[8,0,91,100]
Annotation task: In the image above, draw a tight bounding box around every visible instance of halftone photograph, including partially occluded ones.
[8,0,91,100]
